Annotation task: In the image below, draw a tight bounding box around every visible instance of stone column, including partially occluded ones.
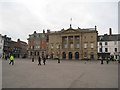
[73,51,75,60]
[73,36,75,50]
[80,35,83,60]
[67,36,69,49]
[66,52,68,60]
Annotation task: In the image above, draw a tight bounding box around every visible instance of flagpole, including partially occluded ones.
[70,18,72,28]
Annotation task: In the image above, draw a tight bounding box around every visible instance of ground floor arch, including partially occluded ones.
[62,52,66,59]
[69,52,72,59]
[75,52,79,59]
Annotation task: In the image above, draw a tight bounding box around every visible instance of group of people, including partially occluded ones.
[8,55,61,66]
[100,57,120,64]
[32,56,47,65]
[34,56,60,65]
[101,59,109,64]
[7,55,120,66]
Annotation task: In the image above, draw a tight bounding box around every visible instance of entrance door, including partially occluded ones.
[75,52,79,59]
[62,52,66,59]
[69,52,72,59]
[90,55,94,60]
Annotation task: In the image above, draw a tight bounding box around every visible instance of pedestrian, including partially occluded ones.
[38,56,41,65]
[118,56,120,64]
[43,56,46,65]
[106,57,110,64]
[58,58,60,63]
[9,55,14,65]
[100,57,103,64]
[101,59,103,64]
[5,54,7,60]
[32,57,34,62]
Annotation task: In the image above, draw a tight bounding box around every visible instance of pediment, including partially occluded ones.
[61,29,79,33]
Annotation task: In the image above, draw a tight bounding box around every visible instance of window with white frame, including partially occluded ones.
[105,42,107,45]
[99,42,102,45]
[115,48,117,52]
[105,48,108,52]
[114,41,117,45]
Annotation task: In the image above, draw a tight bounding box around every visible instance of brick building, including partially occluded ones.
[17,39,28,58]
[2,35,11,58]
[27,30,47,58]
[9,40,20,58]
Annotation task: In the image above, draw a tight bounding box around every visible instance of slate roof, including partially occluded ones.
[98,34,120,41]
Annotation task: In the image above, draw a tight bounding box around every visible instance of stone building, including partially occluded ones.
[27,30,47,58]
[47,25,98,60]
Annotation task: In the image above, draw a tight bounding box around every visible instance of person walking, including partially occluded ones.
[58,58,60,63]
[38,56,41,65]
[32,57,34,62]
[106,57,110,64]
[9,55,14,65]
[100,57,103,64]
[101,59,103,64]
[5,54,8,60]
[43,56,46,65]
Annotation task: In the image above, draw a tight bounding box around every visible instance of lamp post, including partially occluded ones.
[51,45,53,59]
[57,44,60,63]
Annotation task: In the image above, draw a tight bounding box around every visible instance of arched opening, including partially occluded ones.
[62,52,66,59]
[75,52,79,59]
[51,53,53,59]
[69,52,72,59]
[90,54,94,60]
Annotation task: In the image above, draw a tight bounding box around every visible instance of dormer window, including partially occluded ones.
[100,36,103,40]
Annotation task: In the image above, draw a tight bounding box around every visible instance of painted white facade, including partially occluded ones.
[98,41,120,60]
[0,34,4,58]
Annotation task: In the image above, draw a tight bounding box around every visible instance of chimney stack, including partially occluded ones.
[47,29,50,33]
[43,29,45,33]
[34,31,36,34]
[17,39,20,42]
[95,26,97,31]
[109,28,112,35]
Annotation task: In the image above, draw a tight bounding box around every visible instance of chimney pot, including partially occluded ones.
[109,28,112,35]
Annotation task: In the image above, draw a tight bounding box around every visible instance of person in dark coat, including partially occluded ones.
[32,57,34,62]
[118,56,120,63]
[106,57,110,64]
[38,56,41,65]
[43,56,46,65]
[100,57,103,64]
[58,58,60,63]
[101,59,103,64]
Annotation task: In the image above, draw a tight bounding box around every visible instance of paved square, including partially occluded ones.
[2,59,118,88]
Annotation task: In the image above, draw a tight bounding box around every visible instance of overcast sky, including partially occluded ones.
[0,0,119,42]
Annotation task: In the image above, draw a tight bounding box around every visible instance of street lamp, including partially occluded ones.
[57,44,61,63]
[51,45,53,59]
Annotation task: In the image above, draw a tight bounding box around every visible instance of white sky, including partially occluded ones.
[0,0,119,42]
